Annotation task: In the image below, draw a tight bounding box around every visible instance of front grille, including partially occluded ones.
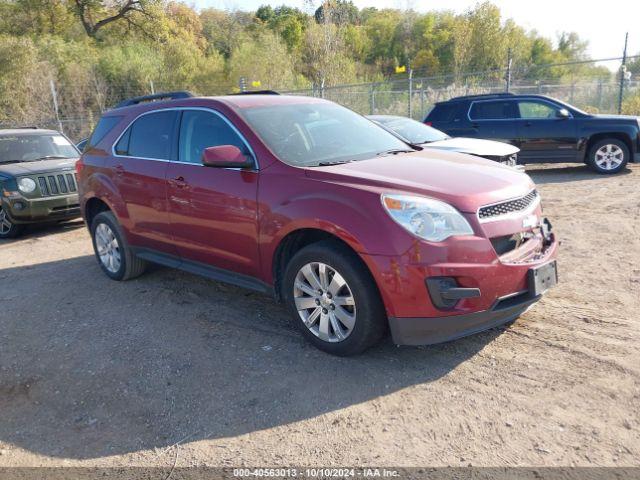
[478,190,539,221]
[37,173,78,197]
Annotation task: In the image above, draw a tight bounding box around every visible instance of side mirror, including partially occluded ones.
[556,108,570,119]
[201,145,252,168]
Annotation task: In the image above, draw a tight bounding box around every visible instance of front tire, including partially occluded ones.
[90,211,146,281]
[588,139,629,174]
[282,240,387,356]
[0,206,23,239]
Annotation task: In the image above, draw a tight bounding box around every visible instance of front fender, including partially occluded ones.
[258,172,415,283]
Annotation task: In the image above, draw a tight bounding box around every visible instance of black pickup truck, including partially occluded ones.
[424,93,640,174]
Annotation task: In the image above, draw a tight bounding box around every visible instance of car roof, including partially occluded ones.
[438,93,557,104]
[108,94,329,115]
[0,128,61,136]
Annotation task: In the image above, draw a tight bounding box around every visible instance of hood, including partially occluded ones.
[305,150,534,213]
[590,114,639,123]
[424,137,519,157]
[0,158,78,177]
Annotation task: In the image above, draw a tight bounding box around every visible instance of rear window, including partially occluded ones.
[469,101,516,120]
[87,116,122,149]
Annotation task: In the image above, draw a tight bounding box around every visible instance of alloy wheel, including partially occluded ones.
[594,144,624,171]
[95,223,121,273]
[0,207,12,235]
[293,262,356,343]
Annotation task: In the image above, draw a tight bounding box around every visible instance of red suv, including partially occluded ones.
[78,92,558,356]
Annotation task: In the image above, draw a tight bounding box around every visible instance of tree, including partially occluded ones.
[71,0,158,38]
[314,0,359,26]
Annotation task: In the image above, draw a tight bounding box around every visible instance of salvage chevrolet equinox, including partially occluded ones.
[78,91,558,356]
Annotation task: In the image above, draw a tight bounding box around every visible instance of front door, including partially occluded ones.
[166,109,260,278]
[514,100,578,163]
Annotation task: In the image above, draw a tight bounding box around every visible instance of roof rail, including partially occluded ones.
[115,91,194,109]
[447,92,515,102]
[231,90,280,95]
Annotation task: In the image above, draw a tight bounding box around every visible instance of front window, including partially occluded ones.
[0,134,79,164]
[518,101,561,119]
[178,110,252,165]
[240,102,412,167]
[373,116,449,144]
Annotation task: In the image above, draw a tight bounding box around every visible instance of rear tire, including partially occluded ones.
[90,211,146,281]
[0,206,23,239]
[588,138,629,174]
[282,240,387,356]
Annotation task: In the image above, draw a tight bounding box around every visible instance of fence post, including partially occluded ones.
[505,48,512,92]
[49,79,63,133]
[369,83,375,114]
[408,67,413,118]
[420,86,425,119]
[618,32,629,114]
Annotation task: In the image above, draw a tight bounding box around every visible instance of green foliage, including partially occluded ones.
[622,93,640,115]
[0,0,621,138]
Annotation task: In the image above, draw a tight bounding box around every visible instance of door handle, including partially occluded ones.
[524,121,532,127]
[169,176,189,189]
[115,164,125,176]
[471,123,480,129]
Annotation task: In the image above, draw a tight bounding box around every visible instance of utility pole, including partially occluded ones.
[618,32,629,114]
[505,48,512,93]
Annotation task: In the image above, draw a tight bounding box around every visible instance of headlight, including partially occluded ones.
[381,194,474,242]
[17,178,36,193]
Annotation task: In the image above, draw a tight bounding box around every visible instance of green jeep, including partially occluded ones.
[0,128,81,239]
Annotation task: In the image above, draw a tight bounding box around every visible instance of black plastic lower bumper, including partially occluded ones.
[388,293,541,346]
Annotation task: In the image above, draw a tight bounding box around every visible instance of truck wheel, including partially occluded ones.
[0,206,23,239]
[588,139,629,174]
[90,211,146,281]
[282,240,387,356]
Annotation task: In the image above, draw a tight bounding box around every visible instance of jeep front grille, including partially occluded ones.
[37,173,78,197]
[478,190,539,221]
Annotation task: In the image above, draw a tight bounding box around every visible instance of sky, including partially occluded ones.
[192,0,640,62]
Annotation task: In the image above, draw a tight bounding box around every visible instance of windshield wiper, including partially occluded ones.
[29,155,71,161]
[376,148,415,156]
[316,160,353,166]
[0,159,23,164]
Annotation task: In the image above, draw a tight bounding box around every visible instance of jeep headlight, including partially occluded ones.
[381,194,474,242]
[17,178,36,193]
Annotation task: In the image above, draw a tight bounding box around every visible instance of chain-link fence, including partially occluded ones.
[1,57,639,143]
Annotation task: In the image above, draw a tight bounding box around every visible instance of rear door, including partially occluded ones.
[166,108,260,278]
[466,100,518,144]
[514,99,578,163]
[110,110,179,255]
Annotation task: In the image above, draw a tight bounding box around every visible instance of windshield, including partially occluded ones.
[240,102,412,167]
[0,134,79,164]
[372,116,449,144]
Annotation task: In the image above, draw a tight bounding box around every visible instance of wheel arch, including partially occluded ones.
[271,227,381,305]
[584,132,633,162]
[84,196,113,228]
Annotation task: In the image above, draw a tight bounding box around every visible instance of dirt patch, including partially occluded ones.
[0,164,639,468]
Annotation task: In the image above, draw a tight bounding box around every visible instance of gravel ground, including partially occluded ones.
[0,163,639,468]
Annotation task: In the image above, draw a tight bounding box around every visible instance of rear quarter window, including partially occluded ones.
[87,116,123,149]
[426,103,459,122]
